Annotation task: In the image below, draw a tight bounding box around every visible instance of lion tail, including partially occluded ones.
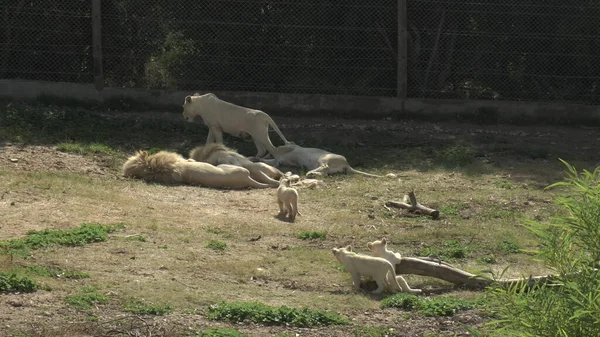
[348,167,384,178]
[265,115,291,145]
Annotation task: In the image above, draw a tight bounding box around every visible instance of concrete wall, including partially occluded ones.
[2,79,600,123]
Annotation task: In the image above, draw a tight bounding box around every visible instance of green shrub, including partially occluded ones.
[206,301,348,327]
[296,231,327,240]
[0,272,38,293]
[485,160,600,336]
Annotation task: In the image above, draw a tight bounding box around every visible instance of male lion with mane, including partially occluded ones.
[189,143,288,187]
[122,150,272,189]
[181,93,291,159]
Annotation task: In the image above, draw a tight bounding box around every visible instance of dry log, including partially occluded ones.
[397,257,557,290]
[386,191,440,219]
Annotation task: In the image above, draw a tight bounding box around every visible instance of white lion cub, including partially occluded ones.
[332,246,411,294]
[276,178,301,221]
[367,238,422,294]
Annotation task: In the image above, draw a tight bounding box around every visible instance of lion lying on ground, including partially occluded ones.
[367,238,422,294]
[122,150,272,189]
[182,93,291,158]
[258,144,384,178]
[189,143,291,187]
[332,246,411,294]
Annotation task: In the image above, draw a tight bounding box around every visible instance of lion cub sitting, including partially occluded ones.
[276,178,301,221]
[367,238,422,294]
[332,246,411,294]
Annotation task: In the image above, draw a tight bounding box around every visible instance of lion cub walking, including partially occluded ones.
[367,238,422,294]
[276,178,301,221]
[332,246,408,294]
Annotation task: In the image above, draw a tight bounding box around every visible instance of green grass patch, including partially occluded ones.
[381,293,479,317]
[123,298,173,316]
[206,301,348,327]
[186,328,249,337]
[123,235,146,242]
[56,142,114,155]
[439,203,468,217]
[206,240,227,251]
[296,231,327,240]
[332,263,347,272]
[0,223,123,256]
[434,144,474,168]
[65,286,108,309]
[477,254,497,265]
[414,240,470,260]
[13,265,89,279]
[480,206,519,221]
[497,239,522,254]
[0,272,38,293]
[492,179,515,189]
[353,326,396,337]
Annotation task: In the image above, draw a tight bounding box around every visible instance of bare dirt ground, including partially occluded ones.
[1,113,600,337]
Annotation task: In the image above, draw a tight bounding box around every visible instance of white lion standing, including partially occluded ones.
[181,93,290,159]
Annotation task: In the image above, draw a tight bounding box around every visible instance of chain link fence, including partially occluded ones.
[408,0,600,104]
[0,1,93,84]
[2,0,600,105]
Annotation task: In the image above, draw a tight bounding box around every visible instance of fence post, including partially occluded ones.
[91,0,104,91]
[397,0,407,99]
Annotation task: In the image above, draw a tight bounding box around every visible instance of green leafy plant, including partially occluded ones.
[381,293,478,317]
[206,301,348,327]
[0,223,122,256]
[485,160,600,336]
[0,272,38,293]
[206,240,227,251]
[123,298,172,315]
[296,231,327,240]
[65,286,108,309]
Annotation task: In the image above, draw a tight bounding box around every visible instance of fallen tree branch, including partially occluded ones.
[396,257,557,289]
[386,191,439,219]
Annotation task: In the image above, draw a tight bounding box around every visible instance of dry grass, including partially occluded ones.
[1,102,599,336]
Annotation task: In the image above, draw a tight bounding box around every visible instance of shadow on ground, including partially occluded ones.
[1,101,599,185]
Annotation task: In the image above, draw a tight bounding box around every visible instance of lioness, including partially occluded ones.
[122,150,271,189]
[332,246,409,294]
[367,238,422,294]
[259,144,384,178]
[182,93,291,158]
[189,143,285,187]
[276,178,301,221]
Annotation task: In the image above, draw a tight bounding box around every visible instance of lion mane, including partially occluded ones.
[122,150,272,189]
[122,150,182,184]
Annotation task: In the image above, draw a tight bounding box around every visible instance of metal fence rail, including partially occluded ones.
[2,0,600,105]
